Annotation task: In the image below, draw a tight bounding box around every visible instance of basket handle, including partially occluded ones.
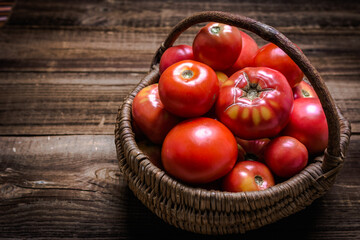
[150,11,342,172]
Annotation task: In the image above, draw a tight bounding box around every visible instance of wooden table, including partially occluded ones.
[1,1,359,239]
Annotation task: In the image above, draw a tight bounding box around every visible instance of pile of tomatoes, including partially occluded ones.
[132,22,328,192]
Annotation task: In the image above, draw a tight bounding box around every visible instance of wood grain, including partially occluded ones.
[1,135,359,239]
[0,72,358,135]
[0,0,359,238]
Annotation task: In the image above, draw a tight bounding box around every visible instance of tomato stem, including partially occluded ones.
[254,175,264,187]
[210,25,221,35]
[181,69,194,79]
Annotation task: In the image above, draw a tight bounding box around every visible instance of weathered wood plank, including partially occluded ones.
[0,25,359,73]
[7,0,360,29]
[0,134,359,239]
[0,72,358,135]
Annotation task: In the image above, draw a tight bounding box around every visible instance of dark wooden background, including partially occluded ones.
[0,0,359,239]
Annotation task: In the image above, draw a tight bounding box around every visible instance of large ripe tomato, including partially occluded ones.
[158,60,219,118]
[222,160,275,192]
[132,84,181,144]
[281,98,328,155]
[264,136,308,178]
[215,67,294,140]
[254,43,304,88]
[161,117,238,184]
[224,30,259,76]
[159,45,194,74]
[192,22,242,71]
[292,80,318,99]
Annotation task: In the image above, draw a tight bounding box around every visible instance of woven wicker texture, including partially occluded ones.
[115,11,351,235]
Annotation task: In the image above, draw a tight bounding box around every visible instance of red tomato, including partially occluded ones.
[192,22,242,71]
[215,67,294,140]
[264,136,308,178]
[159,45,194,74]
[224,30,259,76]
[254,43,304,88]
[161,117,238,184]
[292,80,318,99]
[236,137,271,162]
[132,84,181,144]
[222,160,275,192]
[281,98,328,155]
[158,60,219,118]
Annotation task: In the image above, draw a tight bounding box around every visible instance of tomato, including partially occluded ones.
[222,160,275,192]
[264,136,308,178]
[161,117,238,184]
[192,22,242,71]
[292,80,318,99]
[132,84,181,144]
[215,67,294,140]
[281,98,328,155]
[254,43,304,88]
[224,30,259,76]
[159,45,194,74]
[158,60,219,118]
[236,137,270,162]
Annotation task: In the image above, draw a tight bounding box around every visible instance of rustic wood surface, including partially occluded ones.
[0,0,359,239]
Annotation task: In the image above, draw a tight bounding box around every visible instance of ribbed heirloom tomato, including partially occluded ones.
[215,67,294,140]
[158,60,219,118]
[161,117,238,184]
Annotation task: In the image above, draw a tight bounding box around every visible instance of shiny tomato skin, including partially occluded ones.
[254,43,304,88]
[132,84,181,144]
[161,117,238,184]
[158,60,219,118]
[281,98,328,155]
[159,45,194,74]
[193,22,242,71]
[222,160,275,192]
[264,136,308,178]
[224,30,259,76]
[215,67,294,140]
[292,80,318,99]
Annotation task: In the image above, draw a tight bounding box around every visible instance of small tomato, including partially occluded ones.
[159,45,194,74]
[222,160,275,192]
[281,98,328,155]
[292,80,318,99]
[254,43,304,88]
[264,136,308,178]
[132,84,181,144]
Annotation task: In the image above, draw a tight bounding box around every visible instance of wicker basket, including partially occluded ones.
[115,11,351,235]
